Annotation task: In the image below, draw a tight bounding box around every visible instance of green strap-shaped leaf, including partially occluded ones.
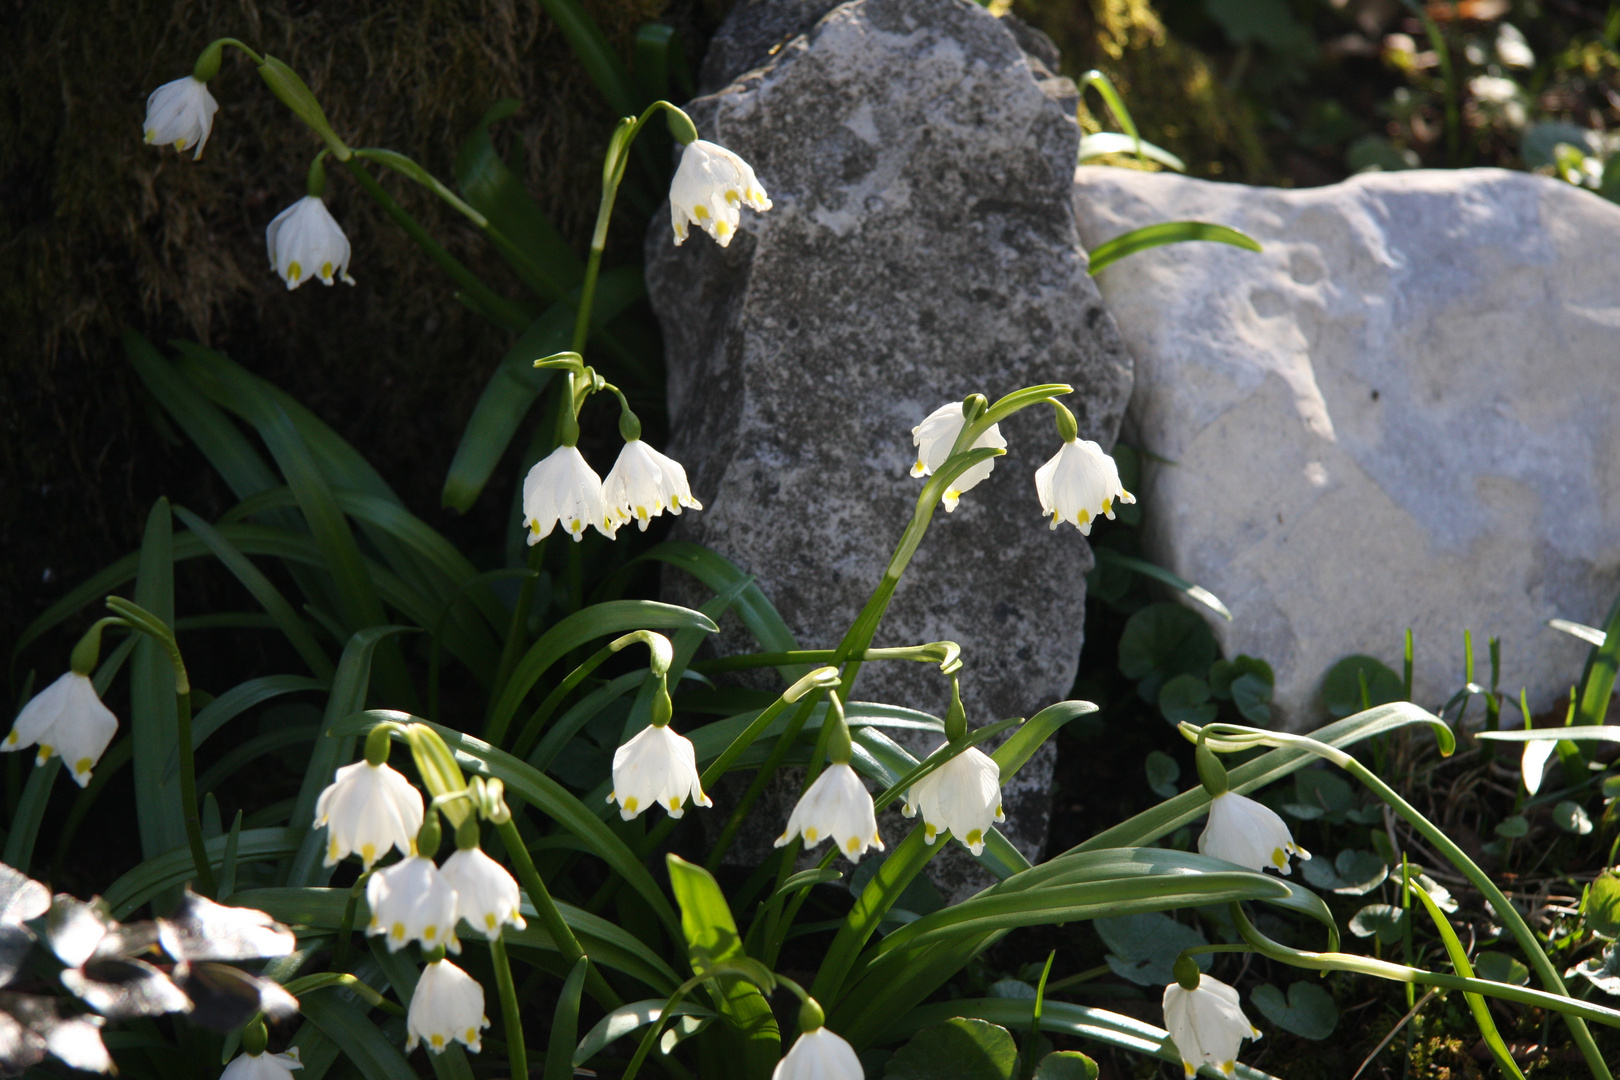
[1074,702,1447,854]
[286,627,417,887]
[124,332,278,500]
[455,99,583,302]
[536,0,641,117]
[163,673,329,782]
[1092,548,1231,621]
[1077,131,1186,171]
[236,886,680,993]
[639,543,805,678]
[546,957,591,1080]
[575,999,715,1067]
[484,600,718,747]
[335,711,681,936]
[1408,881,1525,1079]
[172,506,336,680]
[104,828,302,918]
[441,266,645,514]
[1577,593,1620,727]
[131,497,186,861]
[667,856,780,1079]
[893,1000,1284,1080]
[297,989,418,1080]
[1087,221,1262,276]
[367,941,477,1080]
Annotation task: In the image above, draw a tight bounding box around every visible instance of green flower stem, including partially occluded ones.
[703,689,825,873]
[571,100,691,354]
[106,597,215,897]
[331,870,369,973]
[281,972,404,1016]
[1207,725,1614,1079]
[1229,903,1620,1030]
[694,644,960,675]
[495,816,621,1008]
[489,934,527,1080]
[195,37,265,79]
[341,158,530,333]
[489,538,549,729]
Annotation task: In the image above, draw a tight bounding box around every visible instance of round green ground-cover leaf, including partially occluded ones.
[884,1018,1018,1080]
[1250,982,1338,1040]
[1158,674,1216,726]
[1321,655,1403,718]
[1144,751,1180,798]
[1118,603,1217,704]
[1348,903,1406,943]
[1033,1051,1099,1080]
[1587,871,1620,937]
[1474,952,1530,987]
[1300,850,1388,896]
[1095,912,1210,987]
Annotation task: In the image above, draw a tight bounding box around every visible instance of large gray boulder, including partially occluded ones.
[646,0,1133,886]
[1072,166,1620,727]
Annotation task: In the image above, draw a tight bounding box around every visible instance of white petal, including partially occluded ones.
[1521,738,1557,796]
[771,1027,862,1080]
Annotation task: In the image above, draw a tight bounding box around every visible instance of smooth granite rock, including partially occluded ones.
[647,0,1133,893]
[1072,166,1620,727]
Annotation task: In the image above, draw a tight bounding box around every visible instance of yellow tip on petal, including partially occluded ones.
[74,757,93,776]
[287,262,302,283]
[805,827,818,841]
[669,797,681,810]
[321,261,334,281]
[692,204,709,221]
[391,922,406,939]
[623,796,638,812]
[1272,847,1288,868]
[361,842,376,864]
[714,220,731,238]
[846,836,860,852]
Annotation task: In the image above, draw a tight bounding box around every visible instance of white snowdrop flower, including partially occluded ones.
[143,76,220,158]
[220,1048,303,1080]
[439,847,526,940]
[902,745,1005,855]
[910,403,1008,512]
[522,445,614,544]
[265,196,356,290]
[776,762,883,862]
[406,959,489,1055]
[314,760,423,869]
[607,723,712,821]
[1162,973,1261,1079]
[1034,438,1134,535]
[1198,791,1309,875]
[1496,24,1534,68]
[366,855,461,954]
[669,139,771,247]
[2,672,119,787]
[602,440,703,531]
[772,1026,863,1080]
[1520,737,1558,796]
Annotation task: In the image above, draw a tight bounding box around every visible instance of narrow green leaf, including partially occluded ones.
[297,989,419,1080]
[338,712,680,936]
[164,674,329,783]
[1577,594,1620,727]
[1087,221,1262,276]
[1091,549,1231,620]
[287,627,417,887]
[485,600,717,747]
[1,758,61,873]
[575,1000,715,1067]
[455,99,583,302]
[1077,132,1186,171]
[666,855,780,1080]
[1408,878,1526,1079]
[131,497,185,861]
[639,542,804,677]
[546,957,591,1080]
[535,0,641,116]
[104,828,302,917]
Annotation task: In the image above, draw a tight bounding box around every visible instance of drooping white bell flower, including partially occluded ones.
[1198,791,1309,875]
[902,745,1005,855]
[1521,737,1558,796]
[602,440,703,532]
[265,196,356,290]
[771,1026,863,1080]
[910,403,1008,512]
[607,723,712,821]
[776,763,883,862]
[1034,438,1135,535]
[669,139,771,247]
[220,1048,303,1080]
[522,445,614,544]
[366,855,461,954]
[2,672,119,787]
[406,959,489,1055]
[143,76,220,158]
[1162,973,1261,1079]
[439,847,526,940]
[314,760,424,869]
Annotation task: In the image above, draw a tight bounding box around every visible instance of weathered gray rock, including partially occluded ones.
[1072,166,1620,727]
[647,0,1133,891]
